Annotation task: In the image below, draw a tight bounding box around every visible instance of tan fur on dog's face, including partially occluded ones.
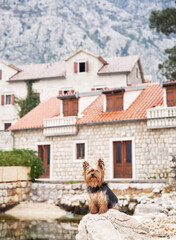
[83,159,105,187]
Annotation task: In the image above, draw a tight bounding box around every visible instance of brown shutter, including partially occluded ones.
[166,87,176,107]
[114,92,123,111]
[1,95,4,106]
[63,99,69,116]
[72,99,78,116]
[12,94,15,105]
[0,70,2,80]
[74,62,77,73]
[106,95,113,112]
[85,61,88,72]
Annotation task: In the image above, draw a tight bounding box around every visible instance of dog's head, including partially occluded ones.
[83,159,105,187]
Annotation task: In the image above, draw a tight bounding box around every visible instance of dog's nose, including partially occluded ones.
[91,173,94,177]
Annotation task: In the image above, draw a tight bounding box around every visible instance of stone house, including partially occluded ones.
[9,80,176,182]
[0,48,145,132]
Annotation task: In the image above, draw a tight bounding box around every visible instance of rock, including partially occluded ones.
[134,204,168,216]
[76,209,151,240]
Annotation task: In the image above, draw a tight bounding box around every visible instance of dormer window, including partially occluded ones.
[103,89,124,112]
[166,86,176,107]
[63,98,78,116]
[74,61,88,73]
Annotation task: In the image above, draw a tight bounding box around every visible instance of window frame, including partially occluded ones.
[73,140,87,162]
[5,95,12,105]
[74,60,88,74]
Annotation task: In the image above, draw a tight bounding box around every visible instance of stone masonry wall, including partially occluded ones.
[0,131,13,151]
[13,121,176,181]
[0,181,31,210]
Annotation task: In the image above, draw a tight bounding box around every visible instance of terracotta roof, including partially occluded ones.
[9,97,60,130]
[8,50,142,81]
[99,56,140,74]
[77,83,163,124]
[0,59,21,72]
[9,83,163,130]
[9,61,66,81]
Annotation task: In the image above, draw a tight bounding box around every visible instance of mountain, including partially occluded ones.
[0,0,175,81]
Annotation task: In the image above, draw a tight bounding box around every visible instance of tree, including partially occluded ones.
[149,1,176,80]
[15,81,40,118]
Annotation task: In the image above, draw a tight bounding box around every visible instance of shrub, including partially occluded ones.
[0,149,45,181]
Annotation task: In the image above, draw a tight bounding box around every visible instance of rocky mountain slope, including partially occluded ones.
[0,0,175,81]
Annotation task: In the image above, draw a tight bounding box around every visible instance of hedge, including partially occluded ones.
[0,149,45,181]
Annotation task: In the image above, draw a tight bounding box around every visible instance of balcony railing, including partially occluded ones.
[147,106,176,129]
[43,116,78,136]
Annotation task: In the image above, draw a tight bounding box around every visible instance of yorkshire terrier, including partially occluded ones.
[83,159,120,214]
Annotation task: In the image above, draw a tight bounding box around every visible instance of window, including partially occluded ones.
[38,145,51,178]
[4,123,11,130]
[79,62,85,72]
[166,86,176,107]
[0,70,2,80]
[63,98,78,116]
[74,140,87,161]
[76,143,85,159]
[1,94,15,106]
[74,61,88,73]
[106,92,123,112]
[6,95,12,105]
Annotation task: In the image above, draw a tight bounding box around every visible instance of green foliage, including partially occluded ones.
[149,1,176,80]
[0,149,45,181]
[149,8,176,36]
[159,46,176,80]
[15,81,40,118]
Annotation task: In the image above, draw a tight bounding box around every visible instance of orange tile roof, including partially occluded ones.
[9,55,141,81]
[9,62,66,81]
[10,84,163,130]
[77,83,163,124]
[9,97,60,130]
[99,56,139,74]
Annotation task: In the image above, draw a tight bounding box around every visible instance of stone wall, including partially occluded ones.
[29,181,167,214]
[0,131,13,151]
[0,181,31,210]
[12,120,176,181]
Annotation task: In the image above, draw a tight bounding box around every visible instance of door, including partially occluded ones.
[113,141,132,178]
[38,145,50,178]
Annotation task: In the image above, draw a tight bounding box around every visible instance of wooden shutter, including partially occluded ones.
[12,94,15,105]
[106,95,113,112]
[63,99,69,116]
[114,92,123,111]
[85,61,88,72]
[166,87,176,107]
[1,95,4,106]
[106,93,123,112]
[0,70,2,80]
[72,99,78,116]
[74,62,77,73]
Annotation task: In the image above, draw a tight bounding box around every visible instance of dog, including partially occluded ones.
[83,159,120,214]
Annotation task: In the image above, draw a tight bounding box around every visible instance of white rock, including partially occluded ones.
[76,209,151,240]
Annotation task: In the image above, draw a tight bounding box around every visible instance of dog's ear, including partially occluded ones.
[83,161,89,171]
[98,159,104,170]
